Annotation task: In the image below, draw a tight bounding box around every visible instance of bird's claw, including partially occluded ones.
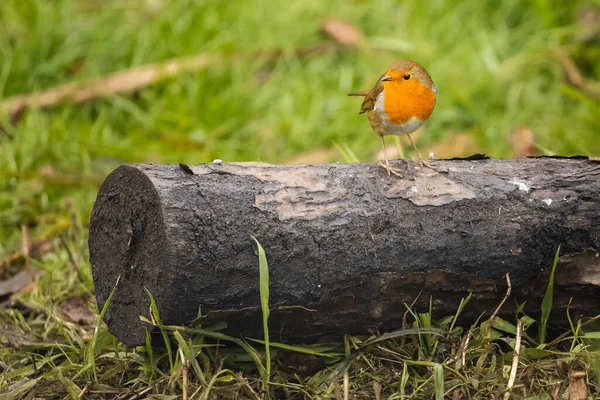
[418,158,437,170]
[378,161,403,177]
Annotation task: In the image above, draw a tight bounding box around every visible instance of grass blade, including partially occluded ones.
[248,339,342,358]
[89,275,120,381]
[433,363,444,400]
[251,235,271,392]
[145,288,174,373]
[540,245,561,344]
[326,328,445,381]
[364,327,446,346]
[140,319,268,380]
[400,361,409,397]
[173,330,207,386]
[199,369,237,400]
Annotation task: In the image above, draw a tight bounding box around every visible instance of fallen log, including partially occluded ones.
[88,157,600,347]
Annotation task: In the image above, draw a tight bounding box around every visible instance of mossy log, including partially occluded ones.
[88,156,600,347]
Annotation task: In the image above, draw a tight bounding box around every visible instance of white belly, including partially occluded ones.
[374,91,424,135]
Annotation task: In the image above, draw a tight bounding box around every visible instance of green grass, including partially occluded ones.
[1,0,600,398]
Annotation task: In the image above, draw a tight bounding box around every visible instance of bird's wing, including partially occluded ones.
[347,74,385,114]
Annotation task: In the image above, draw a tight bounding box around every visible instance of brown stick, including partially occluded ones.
[554,49,600,101]
[1,54,218,119]
[504,319,523,400]
[1,43,336,121]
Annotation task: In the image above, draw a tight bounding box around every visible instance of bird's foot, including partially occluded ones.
[377,160,403,177]
[418,158,437,170]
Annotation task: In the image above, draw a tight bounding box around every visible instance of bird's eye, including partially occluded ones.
[403,74,411,80]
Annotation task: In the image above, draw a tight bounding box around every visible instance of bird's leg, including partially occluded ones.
[407,134,437,170]
[377,136,403,177]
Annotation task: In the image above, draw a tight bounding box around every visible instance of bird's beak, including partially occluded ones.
[381,75,392,82]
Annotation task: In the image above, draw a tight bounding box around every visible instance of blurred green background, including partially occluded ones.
[1,0,599,251]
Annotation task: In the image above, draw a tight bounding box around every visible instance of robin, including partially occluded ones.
[349,60,437,176]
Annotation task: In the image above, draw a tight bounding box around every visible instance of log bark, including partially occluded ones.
[88,157,600,347]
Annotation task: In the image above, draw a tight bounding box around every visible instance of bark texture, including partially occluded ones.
[88,157,600,347]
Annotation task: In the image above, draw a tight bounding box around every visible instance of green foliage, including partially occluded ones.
[89,275,120,381]
[1,0,599,398]
[251,235,271,392]
[146,288,174,373]
[539,245,561,344]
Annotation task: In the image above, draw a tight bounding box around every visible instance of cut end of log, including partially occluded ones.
[89,165,169,346]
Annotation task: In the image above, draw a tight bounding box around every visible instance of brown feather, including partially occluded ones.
[349,72,387,114]
[347,91,370,97]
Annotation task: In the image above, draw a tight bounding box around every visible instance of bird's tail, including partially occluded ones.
[347,91,370,97]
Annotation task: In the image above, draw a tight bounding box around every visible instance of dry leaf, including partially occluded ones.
[321,19,364,46]
[568,370,587,400]
[373,381,381,400]
[511,127,536,158]
[59,296,97,327]
[0,271,31,299]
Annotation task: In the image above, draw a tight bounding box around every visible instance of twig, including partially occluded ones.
[373,380,381,400]
[1,54,218,119]
[448,296,466,338]
[78,382,90,399]
[59,235,79,272]
[548,313,600,346]
[460,330,472,370]
[554,49,600,101]
[1,43,336,120]
[0,237,54,271]
[486,273,511,335]
[555,50,585,87]
[240,374,261,400]
[343,371,349,400]
[402,291,422,329]
[21,225,33,284]
[503,319,522,400]
[127,386,153,400]
[179,348,189,400]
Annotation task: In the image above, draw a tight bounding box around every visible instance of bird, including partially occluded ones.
[349,60,437,177]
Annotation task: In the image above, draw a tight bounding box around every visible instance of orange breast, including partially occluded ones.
[382,80,436,125]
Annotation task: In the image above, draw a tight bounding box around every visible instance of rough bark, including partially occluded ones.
[88,157,600,347]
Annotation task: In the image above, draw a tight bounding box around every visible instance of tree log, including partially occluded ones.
[88,157,600,347]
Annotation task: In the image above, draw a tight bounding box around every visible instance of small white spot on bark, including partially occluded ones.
[542,198,553,206]
[406,186,418,197]
[213,159,223,165]
[429,152,435,159]
[508,178,530,192]
[317,284,321,288]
